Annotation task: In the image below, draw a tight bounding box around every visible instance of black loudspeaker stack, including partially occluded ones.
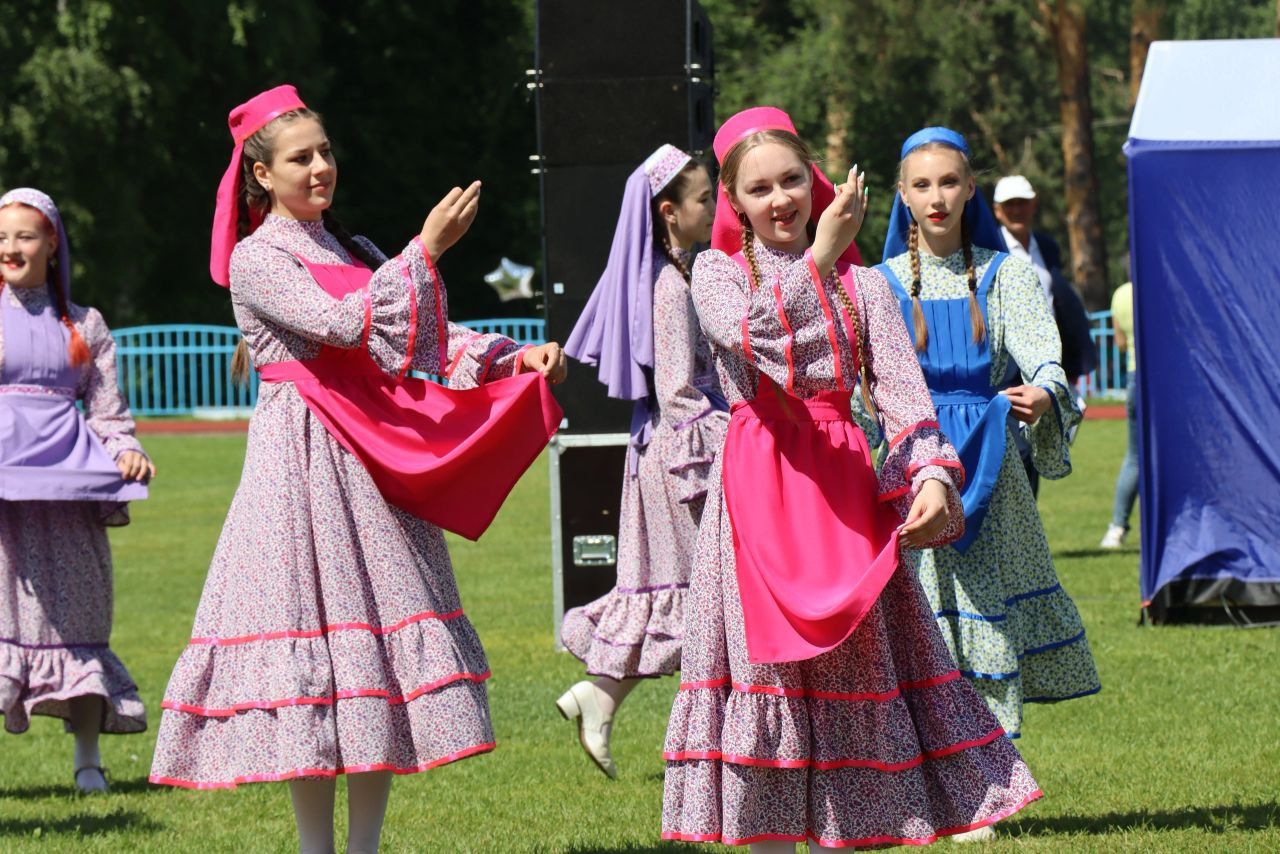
[533,0,714,643]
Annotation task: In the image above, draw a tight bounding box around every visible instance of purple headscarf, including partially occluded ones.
[0,188,72,301]
[564,144,693,401]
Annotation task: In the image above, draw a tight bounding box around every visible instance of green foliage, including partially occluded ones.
[0,1,1275,325]
[701,0,1273,282]
[0,0,539,327]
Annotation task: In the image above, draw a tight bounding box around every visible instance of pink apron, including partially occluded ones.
[258,254,562,541]
[722,257,902,664]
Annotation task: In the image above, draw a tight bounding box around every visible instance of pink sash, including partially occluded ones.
[258,254,561,541]
[722,255,901,664]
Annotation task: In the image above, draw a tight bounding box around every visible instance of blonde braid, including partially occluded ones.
[833,271,876,416]
[739,214,762,292]
[908,220,928,352]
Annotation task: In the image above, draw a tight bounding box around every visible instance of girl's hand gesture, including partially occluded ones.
[811,165,868,278]
[898,478,949,549]
[421,181,481,260]
[116,450,155,483]
[1000,385,1052,424]
[521,342,568,385]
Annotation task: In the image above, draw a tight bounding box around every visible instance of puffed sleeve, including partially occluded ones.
[991,256,1081,480]
[853,267,964,545]
[77,306,146,461]
[230,235,464,380]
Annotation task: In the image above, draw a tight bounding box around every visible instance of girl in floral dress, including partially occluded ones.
[149,85,565,853]
[661,107,1041,851]
[559,145,727,778]
[0,188,153,794]
[876,128,1100,743]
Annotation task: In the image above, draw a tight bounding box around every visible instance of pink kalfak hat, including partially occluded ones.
[710,106,862,265]
[209,84,309,287]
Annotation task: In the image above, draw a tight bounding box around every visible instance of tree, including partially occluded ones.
[1131,1,1165,106]
[1039,0,1109,310]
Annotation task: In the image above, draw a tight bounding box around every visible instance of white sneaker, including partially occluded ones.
[951,825,996,843]
[1100,524,1127,548]
[555,681,617,779]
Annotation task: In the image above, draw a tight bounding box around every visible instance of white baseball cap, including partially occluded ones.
[993,175,1037,203]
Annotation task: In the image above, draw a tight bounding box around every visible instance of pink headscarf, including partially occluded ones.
[710,106,862,265]
[209,84,309,287]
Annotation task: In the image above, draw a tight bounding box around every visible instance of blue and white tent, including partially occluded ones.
[1127,39,1280,617]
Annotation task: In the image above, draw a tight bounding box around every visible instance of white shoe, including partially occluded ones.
[951,824,996,843]
[1100,524,1127,548]
[555,682,617,779]
[74,766,109,795]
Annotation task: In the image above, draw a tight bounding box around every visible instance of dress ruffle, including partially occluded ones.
[152,612,492,788]
[561,587,686,679]
[661,410,729,505]
[663,469,1041,844]
[0,641,146,734]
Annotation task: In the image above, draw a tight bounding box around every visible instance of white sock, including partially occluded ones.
[346,771,392,853]
[68,696,104,787]
[289,778,337,854]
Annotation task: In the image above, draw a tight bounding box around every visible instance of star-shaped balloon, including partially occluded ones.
[484,257,536,302]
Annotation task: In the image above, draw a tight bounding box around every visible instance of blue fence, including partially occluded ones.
[113,319,547,415]
[115,313,1126,416]
[1083,310,1129,399]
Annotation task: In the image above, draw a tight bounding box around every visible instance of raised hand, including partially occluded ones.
[811,165,868,278]
[420,180,481,260]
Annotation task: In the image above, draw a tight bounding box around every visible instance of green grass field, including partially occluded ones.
[1,422,1277,852]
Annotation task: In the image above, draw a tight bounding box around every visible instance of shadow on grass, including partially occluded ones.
[0,776,159,799]
[0,809,162,838]
[1007,801,1280,837]
[1054,547,1138,559]
[564,846,690,853]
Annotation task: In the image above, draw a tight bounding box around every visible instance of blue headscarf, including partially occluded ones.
[882,127,1005,261]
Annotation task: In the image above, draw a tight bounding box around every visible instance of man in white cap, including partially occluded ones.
[993,174,1097,497]
[993,175,1056,309]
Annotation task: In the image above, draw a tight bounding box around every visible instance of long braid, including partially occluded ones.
[908,220,928,351]
[961,215,986,344]
[832,272,876,416]
[660,234,691,284]
[739,214,762,292]
[51,278,91,367]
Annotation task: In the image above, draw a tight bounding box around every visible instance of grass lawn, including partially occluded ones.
[1,421,1277,852]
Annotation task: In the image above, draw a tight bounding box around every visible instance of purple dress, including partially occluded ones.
[150,216,531,789]
[662,243,1041,847]
[0,283,148,734]
[561,253,729,679]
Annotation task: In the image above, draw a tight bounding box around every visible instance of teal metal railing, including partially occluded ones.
[113,318,546,415]
[114,314,1124,415]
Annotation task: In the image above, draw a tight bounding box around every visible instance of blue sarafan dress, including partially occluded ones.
[874,247,1100,737]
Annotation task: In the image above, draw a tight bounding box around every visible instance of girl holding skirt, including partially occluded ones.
[876,127,1100,741]
[0,187,152,794]
[661,108,1042,850]
[149,85,564,853]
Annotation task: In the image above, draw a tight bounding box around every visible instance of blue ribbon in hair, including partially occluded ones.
[882,127,1007,260]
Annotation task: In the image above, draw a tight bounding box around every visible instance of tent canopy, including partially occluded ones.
[1126,39,1280,604]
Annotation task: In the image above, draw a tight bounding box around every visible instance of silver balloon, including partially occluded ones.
[484,257,536,302]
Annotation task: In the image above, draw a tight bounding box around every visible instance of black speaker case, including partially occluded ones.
[549,434,631,648]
